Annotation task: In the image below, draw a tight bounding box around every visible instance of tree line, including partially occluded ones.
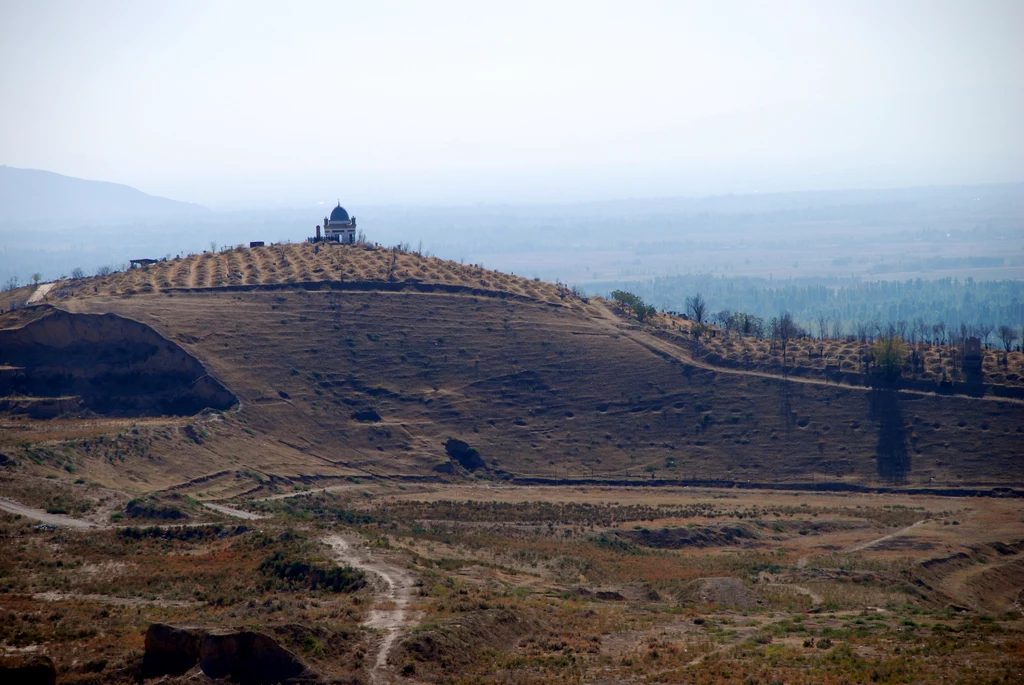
[610,286,1020,383]
[600,275,1023,350]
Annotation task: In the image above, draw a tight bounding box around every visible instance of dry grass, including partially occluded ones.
[273,484,1024,683]
[0,244,1018,493]
[0,513,369,681]
[1,286,1004,493]
[2,245,1023,683]
[2,482,1022,683]
[22,243,577,308]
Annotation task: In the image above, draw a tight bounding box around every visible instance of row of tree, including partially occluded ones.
[3,265,115,292]
[597,274,1024,340]
[610,286,1022,355]
[610,288,1019,382]
[675,293,804,355]
[703,307,1020,352]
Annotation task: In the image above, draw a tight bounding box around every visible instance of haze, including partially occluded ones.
[2,0,1022,206]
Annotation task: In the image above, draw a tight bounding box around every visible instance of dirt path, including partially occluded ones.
[200,501,265,520]
[0,497,99,529]
[27,282,55,304]
[787,584,824,605]
[683,620,769,668]
[34,591,200,608]
[758,569,824,606]
[324,534,418,684]
[1,495,237,530]
[844,519,928,553]
[255,483,367,502]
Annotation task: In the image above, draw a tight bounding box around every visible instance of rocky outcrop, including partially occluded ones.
[0,655,57,685]
[141,623,314,684]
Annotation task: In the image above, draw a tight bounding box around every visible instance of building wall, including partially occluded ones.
[325,228,355,244]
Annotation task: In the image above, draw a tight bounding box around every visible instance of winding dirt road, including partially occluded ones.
[325,534,418,684]
[0,497,99,529]
[200,501,265,520]
[774,582,824,606]
[0,496,252,529]
[844,519,928,553]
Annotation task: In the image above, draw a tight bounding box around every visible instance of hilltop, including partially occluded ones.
[1,242,1020,498]
[8,241,571,303]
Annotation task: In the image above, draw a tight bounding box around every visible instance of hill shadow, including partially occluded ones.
[870,389,910,484]
[779,378,795,432]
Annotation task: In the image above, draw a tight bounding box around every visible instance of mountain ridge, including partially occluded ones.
[0,165,206,223]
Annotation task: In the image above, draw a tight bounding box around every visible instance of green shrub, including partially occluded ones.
[259,551,366,593]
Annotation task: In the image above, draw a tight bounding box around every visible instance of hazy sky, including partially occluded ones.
[1,0,1022,206]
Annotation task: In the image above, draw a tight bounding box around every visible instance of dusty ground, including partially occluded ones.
[2,480,1023,683]
[1,245,1022,683]
[3,290,1021,496]
[325,534,419,684]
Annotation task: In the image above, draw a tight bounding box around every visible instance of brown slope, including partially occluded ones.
[2,244,1021,494]
[45,289,1020,493]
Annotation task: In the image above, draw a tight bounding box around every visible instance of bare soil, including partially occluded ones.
[1,245,1022,683]
[324,534,418,683]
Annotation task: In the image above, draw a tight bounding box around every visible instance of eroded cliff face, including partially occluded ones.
[0,309,236,417]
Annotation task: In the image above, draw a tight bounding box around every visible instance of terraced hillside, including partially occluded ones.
[0,243,1021,496]
[1,242,567,304]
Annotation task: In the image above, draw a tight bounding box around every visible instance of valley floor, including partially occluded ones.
[2,478,1022,684]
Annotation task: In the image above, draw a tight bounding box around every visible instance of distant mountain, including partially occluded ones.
[0,165,207,223]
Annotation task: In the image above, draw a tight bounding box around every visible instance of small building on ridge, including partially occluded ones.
[322,202,357,244]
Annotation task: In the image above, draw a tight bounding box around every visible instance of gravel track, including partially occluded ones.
[0,497,99,529]
[325,534,418,684]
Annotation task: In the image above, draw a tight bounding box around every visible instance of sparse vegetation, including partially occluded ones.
[0,243,1021,683]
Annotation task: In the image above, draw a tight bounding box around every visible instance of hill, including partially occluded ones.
[1,242,1020,497]
[0,165,206,223]
[2,242,1023,684]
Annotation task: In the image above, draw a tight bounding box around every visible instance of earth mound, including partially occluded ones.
[683,577,764,608]
[142,622,314,684]
[0,309,235,417]
[398,606,532,677]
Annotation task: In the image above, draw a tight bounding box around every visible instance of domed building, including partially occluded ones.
[322,202,357,244]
